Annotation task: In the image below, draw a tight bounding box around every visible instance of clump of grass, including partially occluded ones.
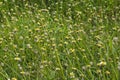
[0,0,120,80]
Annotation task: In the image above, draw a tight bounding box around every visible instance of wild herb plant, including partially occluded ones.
[0,0,120,80]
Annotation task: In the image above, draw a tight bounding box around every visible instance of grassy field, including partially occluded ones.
[0,0,120,80]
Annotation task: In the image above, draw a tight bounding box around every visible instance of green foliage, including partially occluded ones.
[0,0,120,80]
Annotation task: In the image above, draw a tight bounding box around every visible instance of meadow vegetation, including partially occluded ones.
[0,0,120,80]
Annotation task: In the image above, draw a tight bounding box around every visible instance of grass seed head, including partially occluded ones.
[14,57,21,61]
[97,61,107,67]
[11,78,17,80]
